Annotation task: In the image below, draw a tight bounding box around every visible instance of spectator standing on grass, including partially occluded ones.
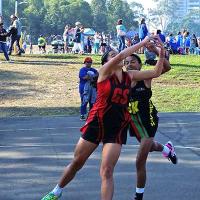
[189,34,198,55]
[138,18,148,53]
[139,18,148,41]
[93,32,101,54]
[63,25,71,53]
[29,42,33,54]
[184,31,190,55]
[72,22,83,54]
[8,15,22,55]
[82,70,98,117]
[38,35,46,54]
[176,31,184,54]
[86,36,92,54]
[116,19,126,52]
[22,40,27,53]
[100,32,107,54]
[79,57,98,120]
[196,38,200,55]
[0,22,11,62]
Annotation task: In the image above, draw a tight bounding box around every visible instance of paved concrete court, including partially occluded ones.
[0,113,199,200]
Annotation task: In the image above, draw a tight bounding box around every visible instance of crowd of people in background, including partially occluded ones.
[0,16,200,62]
[60,18,200,56]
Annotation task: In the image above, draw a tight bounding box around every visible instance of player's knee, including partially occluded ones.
[100,165,113,180]
[71,156,86,171]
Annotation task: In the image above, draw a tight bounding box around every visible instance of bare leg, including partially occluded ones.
[150,140,164,152]
[58,137,98,187]
[136,137,153,188]
[100,143,121,200]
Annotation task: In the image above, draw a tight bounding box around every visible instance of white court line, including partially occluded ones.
[159,121,200,125]
[0,144,199,150]
[1,120,200,132]
[175,145,200,150]
[125,145,200,151]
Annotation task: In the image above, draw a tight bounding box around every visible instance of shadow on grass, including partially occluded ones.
[0,70,35,81]
[24,54,79,60]
[0,70,45,100]
[0,106,79,117]
[171,63,200,69]
[14,60,84,66]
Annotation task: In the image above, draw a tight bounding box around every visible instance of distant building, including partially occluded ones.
[177,0,200,15]
[170,0,200,18]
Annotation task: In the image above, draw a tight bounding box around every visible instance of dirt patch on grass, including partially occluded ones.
[1,53,200,116]
[0,54,98,117]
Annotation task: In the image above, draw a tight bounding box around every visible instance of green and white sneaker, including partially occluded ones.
[41,192,61,200]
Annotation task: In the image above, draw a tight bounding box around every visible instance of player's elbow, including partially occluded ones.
[153,69,163,78]
[166,65,171,72]
[162,65,171,74]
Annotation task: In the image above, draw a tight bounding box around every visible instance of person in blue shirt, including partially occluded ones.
[79,57,98,120]
[184,31,190,54]
[176,32,182,48]
[138,18,148,53]
[168,33,178,54]
[156,30,165,43]
[139,18,148,41]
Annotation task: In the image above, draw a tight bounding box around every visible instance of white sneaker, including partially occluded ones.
[164,141,178,164]
[7,60,14,63]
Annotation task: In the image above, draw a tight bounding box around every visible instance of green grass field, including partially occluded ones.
[0,53,199,117]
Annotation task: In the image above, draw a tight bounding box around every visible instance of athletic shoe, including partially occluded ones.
[80,115,86,121]
[7,60,14,63]
[134,193,143,200]
[164,141,178,164]
[41,192,61,200]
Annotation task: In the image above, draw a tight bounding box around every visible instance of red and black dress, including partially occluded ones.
[80,71,131,145]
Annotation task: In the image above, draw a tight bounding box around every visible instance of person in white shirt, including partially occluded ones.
[8,15,22,55]
[116,19,126,52]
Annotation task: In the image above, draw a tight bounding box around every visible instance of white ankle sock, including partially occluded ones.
[52,184,63,196]
[136,187,145,193]
[162,145,170,155]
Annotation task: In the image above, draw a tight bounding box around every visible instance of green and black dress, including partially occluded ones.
[129,80,159,141]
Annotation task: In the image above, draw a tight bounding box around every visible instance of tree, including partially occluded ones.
[166,8,200,35]
[149,0,179,31]
[107,0,136,33]
[90,0,107,32]
[24,0,46,39]
[44,0,93,34]
[1,0,145,42]
[129,1,145,30]
[2,0,18,27]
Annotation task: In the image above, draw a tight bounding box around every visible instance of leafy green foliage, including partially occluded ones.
[2,0,140,40]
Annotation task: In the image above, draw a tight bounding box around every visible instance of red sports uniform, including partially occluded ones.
[80,71,131,144]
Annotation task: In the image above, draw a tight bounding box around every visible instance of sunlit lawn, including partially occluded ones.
[0,53,199,117]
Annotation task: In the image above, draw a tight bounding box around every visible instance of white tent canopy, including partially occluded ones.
[83,28,95,36]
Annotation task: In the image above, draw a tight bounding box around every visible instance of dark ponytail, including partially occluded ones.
[101,50,111,65]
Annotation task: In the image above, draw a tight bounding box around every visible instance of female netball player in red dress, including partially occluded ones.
[41,36,165,200]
